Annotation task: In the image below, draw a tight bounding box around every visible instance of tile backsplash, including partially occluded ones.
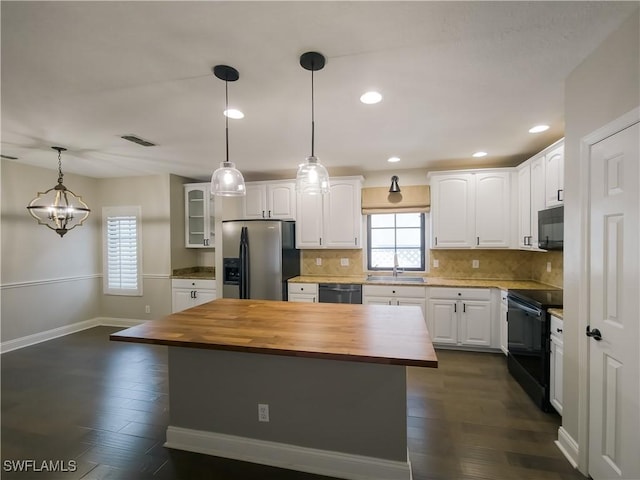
[301,250,364,276]
[301,248,563,287]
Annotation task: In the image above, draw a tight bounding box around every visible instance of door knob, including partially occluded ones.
[586,325,602,341]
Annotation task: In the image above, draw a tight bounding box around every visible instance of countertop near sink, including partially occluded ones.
[172,266,215,280]
[289,275,557,290]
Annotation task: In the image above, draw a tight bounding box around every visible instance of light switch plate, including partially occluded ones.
[472,259,480,269]
[316,257,322,266]
[433,259,439,268]
[340,258,349,267]
[547,261,552,273]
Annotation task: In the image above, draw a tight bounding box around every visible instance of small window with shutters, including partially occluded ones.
[103,206,143,296]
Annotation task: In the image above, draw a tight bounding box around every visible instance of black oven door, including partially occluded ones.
[507,297,546,385]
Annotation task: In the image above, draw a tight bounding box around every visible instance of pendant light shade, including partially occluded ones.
[211,65,246,197]
[296,52,330,195]
[26,147,90,237]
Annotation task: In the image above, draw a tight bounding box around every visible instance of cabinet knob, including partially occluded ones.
[392,290,396,294]
[300,287,304,291]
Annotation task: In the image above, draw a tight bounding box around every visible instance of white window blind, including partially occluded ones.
[103,206,142,296]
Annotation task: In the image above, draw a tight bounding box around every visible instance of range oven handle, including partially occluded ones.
[508,298,542,317]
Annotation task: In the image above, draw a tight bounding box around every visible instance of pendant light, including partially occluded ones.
[26,146,90,237]
[296,51,330,195]
[210,65,246,197]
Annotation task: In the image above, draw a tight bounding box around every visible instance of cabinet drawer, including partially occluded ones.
[428,287,491,300]
[288,283,318,295]
[172,279,216,290]
[550,315,563,339]
[363,285,426,298]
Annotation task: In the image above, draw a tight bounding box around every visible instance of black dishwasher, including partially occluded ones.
[318,283,362,304]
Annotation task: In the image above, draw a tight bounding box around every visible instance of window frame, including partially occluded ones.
[102,206,143,296]
[367,212,426,271]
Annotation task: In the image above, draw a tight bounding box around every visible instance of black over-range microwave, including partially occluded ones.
[538,205,563,250]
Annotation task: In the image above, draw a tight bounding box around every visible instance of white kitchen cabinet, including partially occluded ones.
[288,282,318,303]
[243,181,296,220]
[544,143,564,207]
[184,183,215,248]
[515,139,563,249]
[172,279,216,313]
[500,289,508,355]
[362,285,426,317]
[426,287,494,348]
[516,163,532,248]
[296,176,363,249]
[474,172,511,248]
[429,170,511,249]
[549,314,564,415]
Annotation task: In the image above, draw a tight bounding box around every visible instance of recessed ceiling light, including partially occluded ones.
[472,151,488,158]
[360,91,382,105]
[387,156,401,163]
[224,109,244,119]
[529,125,549,133]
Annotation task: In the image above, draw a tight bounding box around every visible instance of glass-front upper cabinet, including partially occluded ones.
[184,183,214,248]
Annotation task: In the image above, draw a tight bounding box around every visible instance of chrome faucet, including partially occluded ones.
[392,254,403,277]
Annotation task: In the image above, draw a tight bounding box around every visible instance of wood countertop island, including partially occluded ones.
[110,298,437,368]
[110,299,437,480]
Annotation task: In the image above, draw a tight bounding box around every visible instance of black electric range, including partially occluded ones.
[507,288,563,411]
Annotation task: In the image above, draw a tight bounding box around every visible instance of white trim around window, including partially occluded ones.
[102,206,143,296]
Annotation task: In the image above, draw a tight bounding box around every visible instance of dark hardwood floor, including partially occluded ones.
[1,327,585,480]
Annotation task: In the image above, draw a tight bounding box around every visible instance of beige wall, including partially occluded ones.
[564,8,639,471]
[98,175,173,320]
[1,160,101,342]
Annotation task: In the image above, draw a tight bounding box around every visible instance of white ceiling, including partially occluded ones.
[1,1,636,181]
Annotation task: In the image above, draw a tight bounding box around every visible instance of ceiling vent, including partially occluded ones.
[120,135,156,147]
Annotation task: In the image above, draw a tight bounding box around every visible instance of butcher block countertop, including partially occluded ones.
[110,298,437,368]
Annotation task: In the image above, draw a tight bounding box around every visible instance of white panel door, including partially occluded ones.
[459,300,492,347]
[267,183,296,220]
[517,163,532,248]
[475,172,511,248]
[588,122,639,480]
[427,299,457,344]
[545,145,564,207]
[431,174,475,248]
[296,192,323,248]
[530,156,546,247]
[243,184,267,219]
[324,180,361,248]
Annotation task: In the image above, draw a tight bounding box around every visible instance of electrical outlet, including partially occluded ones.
[433,259,439,268]
[145,305,151,314]
[258,403,269,422]
[340,258,349,267]
[472,259,480,269]
[547,262,552,273]
[316,257,322,266]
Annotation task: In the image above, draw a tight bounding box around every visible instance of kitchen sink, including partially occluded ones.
[366,275,425,283]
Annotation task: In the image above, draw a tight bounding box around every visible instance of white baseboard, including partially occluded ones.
[165,425,412,480]
[556,426,579,469]
[1,317,145,354]
[96,317,147,328]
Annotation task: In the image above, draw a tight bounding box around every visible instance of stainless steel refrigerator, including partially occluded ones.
[222,220,300,301]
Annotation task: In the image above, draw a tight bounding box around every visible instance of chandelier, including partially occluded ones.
[26,146,90,237]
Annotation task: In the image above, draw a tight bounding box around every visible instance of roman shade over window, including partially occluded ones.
[361,185,430,214]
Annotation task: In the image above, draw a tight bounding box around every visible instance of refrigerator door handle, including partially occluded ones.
[239,226,250,299]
